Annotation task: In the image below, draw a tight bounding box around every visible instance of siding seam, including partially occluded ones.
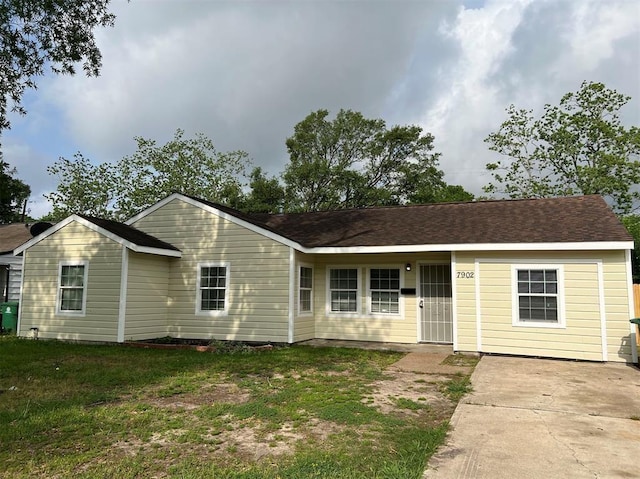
[475,258,481,351]
[597,260,607,361]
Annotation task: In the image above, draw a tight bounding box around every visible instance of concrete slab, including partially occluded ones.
[390,352,474,375]
[298,338,453,354]
[424,356,640,479]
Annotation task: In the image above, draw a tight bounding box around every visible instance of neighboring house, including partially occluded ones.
[14,194,637,363]
[0,223,35,302]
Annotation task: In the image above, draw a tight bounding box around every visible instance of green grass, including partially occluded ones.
[0,336,473,479]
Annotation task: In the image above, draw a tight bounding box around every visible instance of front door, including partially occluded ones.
[419,264,453,343]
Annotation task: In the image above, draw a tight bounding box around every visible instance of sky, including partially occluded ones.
[4,0,640,219]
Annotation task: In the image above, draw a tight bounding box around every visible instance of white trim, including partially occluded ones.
[288,248,295,343]
[451,252,458,351]
[415,263,421,342]
[625,249,638,363]
[596,260,607,361]
[365,265,404,319]
[56,260,89,317]
[297,262,314,317]
[416,262,454,343]
[195,262,230,317]
[300,242,633,255]
[117,247,129,343]
[474,259,482,351]
[15,253,25,336]
[120,193,633,256]
[325,265,361,317]
[14,215,181,257]
[510,264,566,329]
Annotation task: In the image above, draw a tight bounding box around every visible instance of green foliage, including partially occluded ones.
[439,373,472,401]
[240,167,285,213]
[0,160,30,223]
[45,129,252,221]
[283,109,472,212]
[0,0,116,134]
[622,214,640,281]
[484,81,640,214]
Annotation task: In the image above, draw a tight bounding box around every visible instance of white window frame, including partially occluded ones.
[298,264,314,316]
[326,265,361,316]
[511,264,565,329]
[196,262,230,316]
[366,266,403,318]
[56,260,89,317]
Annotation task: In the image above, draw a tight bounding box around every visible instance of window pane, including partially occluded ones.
[199,265,227,311]
[300,267,313,289]
[530,270,544,282]
[300,290,311,312]
[61,288,83,311]
[331,291,357,312]
[61,265,84,287]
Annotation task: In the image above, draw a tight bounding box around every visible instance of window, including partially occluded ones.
[329,268,358,313]
[299,266,313,314]
[369,268,400,314]
[197,263,229,315]
[516,268,559,323]
[57,262,88,315]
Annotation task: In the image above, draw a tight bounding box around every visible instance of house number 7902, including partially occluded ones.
[456,271,474,279]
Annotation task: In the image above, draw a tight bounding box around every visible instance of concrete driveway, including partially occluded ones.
[424,356,640,479]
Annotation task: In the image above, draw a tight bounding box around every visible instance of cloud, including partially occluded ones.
[419,0,640,194]
[3,0,639,218]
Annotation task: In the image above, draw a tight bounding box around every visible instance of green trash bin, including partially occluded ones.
[1,302,19,334]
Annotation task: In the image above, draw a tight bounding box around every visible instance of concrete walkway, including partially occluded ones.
[424,356,640,479]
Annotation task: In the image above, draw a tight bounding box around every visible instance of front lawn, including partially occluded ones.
[0,337,473,478]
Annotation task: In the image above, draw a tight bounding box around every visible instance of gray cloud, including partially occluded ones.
[3,0,639,217]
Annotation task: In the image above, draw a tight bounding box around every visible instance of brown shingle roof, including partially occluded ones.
[79,215,180,252]
[195,195,631,248]
[0,223,34,254]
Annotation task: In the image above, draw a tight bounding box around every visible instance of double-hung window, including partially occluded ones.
[369,268,400,314]
[57,262,88,315]
[299,266,313,314]
[197,263,229,315]
[329,268,359,313]
[515,267,562,326]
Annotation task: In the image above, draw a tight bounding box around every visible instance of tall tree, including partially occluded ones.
[0,0,116,137]
[46,130,251,221]
[484,81,640,214]
[240,167,285,214]
[0,161,30,223]
[283,109,471,212]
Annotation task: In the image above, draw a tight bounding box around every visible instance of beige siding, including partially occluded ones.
[312,253,449,343]
[293,252,315,342]
[131,199,291,342]
[19,222,122,342]
[454,251,633,362]
[124,251,171,340]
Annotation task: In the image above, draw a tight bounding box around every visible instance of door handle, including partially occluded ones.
[419,300,423,308]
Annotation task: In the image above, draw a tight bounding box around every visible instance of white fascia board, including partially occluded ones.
[14,215,77,255]
[300,241,634,254]
[125,193,183,225]
[14,215,181,258]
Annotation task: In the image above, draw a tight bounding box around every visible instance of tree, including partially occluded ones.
[45,130,252,221]
[0,1,116,137]
[283,109,472,212]
[484,81,640,214]
[0,161,30,223]
[622,215,640,282]
[240,167,285,214]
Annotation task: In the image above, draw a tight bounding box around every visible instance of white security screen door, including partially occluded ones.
[419,264,453,343]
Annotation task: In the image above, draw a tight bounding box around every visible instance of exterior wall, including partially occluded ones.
[454,251,632,362]
[293,251,315,342]
[124,251,171,341]
[131,199,291,342]
[0,254,23,301]
[19,222,122,342]
[312,252,450,343]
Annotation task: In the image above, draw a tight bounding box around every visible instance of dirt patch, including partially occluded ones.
[145,382,251,410]
[389,353,475,375]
